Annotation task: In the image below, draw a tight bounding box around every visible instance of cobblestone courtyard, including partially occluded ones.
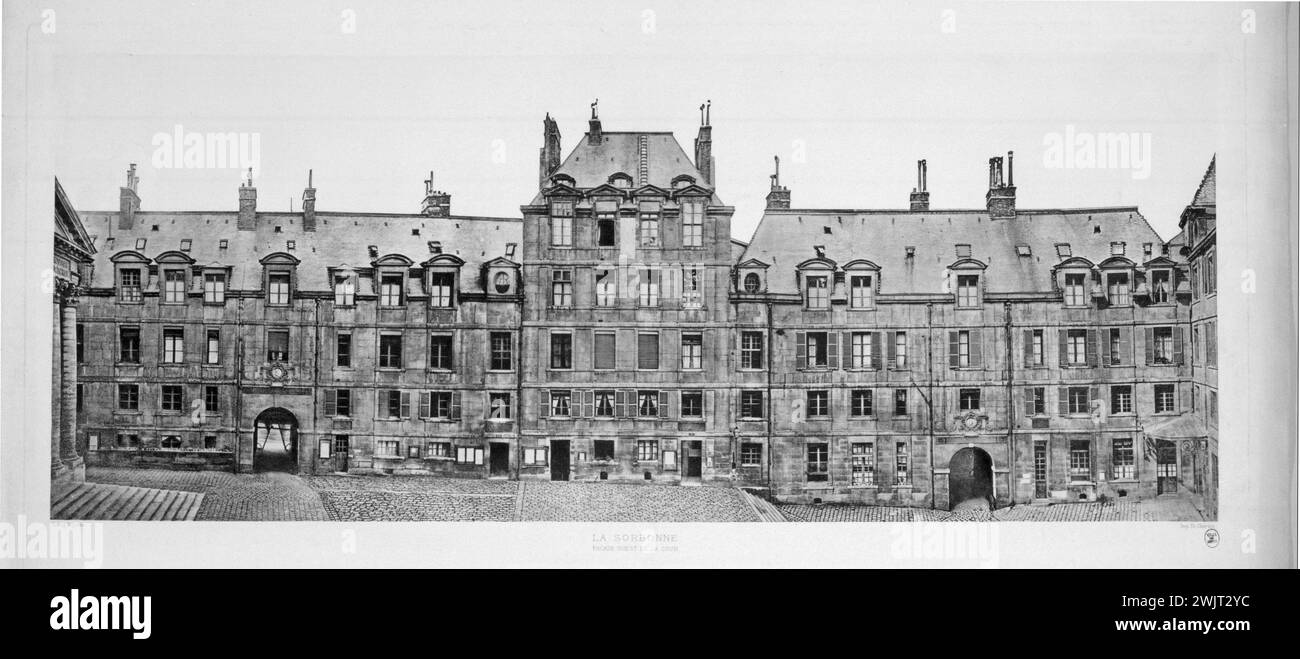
[84,468,1204,522]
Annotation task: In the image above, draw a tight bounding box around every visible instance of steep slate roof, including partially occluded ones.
[1190,156,1216,207]
[82,211,521,291]
[741,208,1163,295]
[532,131,721,204]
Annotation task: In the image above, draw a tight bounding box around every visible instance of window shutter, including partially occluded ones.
[659,391,670,418]
[970,329,983,368]
[1119,328,1131,365]
[842,332,853,368]
[1144,328,1154,365]
[324,390,337,417]
[705,390,713,418]
[1058,388,1069,416]
[615,390,628,418]
[1024,389,1035,416]
[1101,328,1112,366]
[538,389,550,418]
[1085,329,1098,367]
[871,333,882,370]
[795,331,807,369]
[583,390,595,418]
[400,392,411,418]
[450,392,462,420]
[377,390,386,415]
[1173,327,1185,365]
[418,391,431,419]
[948,331,959,368]
[887,332,898,368]
[1058,329,1068,367]
[1089,386,1099,405]
[1023,329,1034,368]
[827,332,839,369]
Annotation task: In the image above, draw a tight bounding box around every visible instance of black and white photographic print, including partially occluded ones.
[3,1,1296,571]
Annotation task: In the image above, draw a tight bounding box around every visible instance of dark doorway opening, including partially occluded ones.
[550,440,570,481]
[254,407,299,473]
[1033,441,1048,499]
[685,440,703,479]
[332,435,350,473]
[947,446,994,510]
[489,442,510,477]
[1156,439,1178,494]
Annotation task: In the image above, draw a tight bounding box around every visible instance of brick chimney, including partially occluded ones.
[302,169,317,232]
[237,167,257,231]
[118,163,140,230]
[986,151,1016,219]
[421,171,450,217]
[693,100,714,185]
[765,155,790,210]
[909,159,930,211]
[538,113,562,188]
[587,99,602,146]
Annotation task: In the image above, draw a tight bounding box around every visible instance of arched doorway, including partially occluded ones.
[253,407,299,473]
[947,447,994,511]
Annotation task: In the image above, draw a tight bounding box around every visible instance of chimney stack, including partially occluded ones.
[538,113,562,188]
[693,100,714,185]
[118,163,141,230]
[237,167,257,231]
[985,151,1016,219]
[302,169,317,232]
[587,99,602,146]
[421,171,450,217]
[765,155,790,210]
[909,159,930,211]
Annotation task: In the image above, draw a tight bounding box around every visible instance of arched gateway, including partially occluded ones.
[253,407,299,473]
[947,446,995,511]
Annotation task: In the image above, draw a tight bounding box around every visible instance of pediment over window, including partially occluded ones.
[421,253,466,269]
[795,257,837,271]
[371,253,414,269]
[1098,256,1136,269]
[736,258,770,270]
[632,184,670,198]
[259,252,301,267]
[482,256,520,270]
[154,250,195,265]
[842,259,880,271]
[109,250,151,264]
[946,257,988,270]
[1143,255,1178,268]
[584,183,627,198]
[1054,256,1096,271]
[671,184,713,200]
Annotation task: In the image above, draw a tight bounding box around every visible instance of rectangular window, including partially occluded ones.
[594,440,616,461]
[550,390,572,417]
[333,389,352,417]
[1210,391,1217,424]
[333,274,355,306]
[380,390,408,419]
[119,327,141,363]
[638,212,659,247]
[636,390,659,417]
[682,200,704,247]
[118,384,139,410]
[851,389,874,417]
[428,272,454,308]
[1112,439,1135,480]
[1069,440,1091,482]
[1031,329,1044,366]
[850,332,873,369]
[741,332,764,369]
[204,385,219,413]
[741,443,762,467]
[551,269,573,307]
[1064,273,1087,306]
[1150,270,1170,303]
[489,332,513,371]
[850,275,874,309]
[204,272,226,304]
[266,329,289,363]
[594,268,617,306]
[488,392,512,420]
[1108,328,1123,365]
[1107,273,1130,306]
[379,334,403,369]
[637,440,659,462]
[1028,387,1045,415]
[162,327,184,364]
[1067,329,1087,365]
[638,269,659,306]
[805,332,829,368]
[680,333,702,370]
[1067,386,1089,414]
[807,443,829,482]
[594,332,616,370]
[959,388,981,411]
[522,446,548,465]
[806,390,829,418]
[805,275,829,309]
[594,390,615,417]
[596,217,616,247]
[894,389,907,416]
[851,443,875,486]
[894,331,907,369]
[956,274,979,307]
[119,268,142,302]
[163,269,186,304]
[550,200,573,246]
[425,441,450,459]
[1207,321,1216,366]
[426,391,453,419]
[205,329,220,364]
[740,391,764,419]
[550,333,572,369]
[455,446,485,465]
[1111,385,1133,414]
[895,442,910,485]
[680,391,703,418]
[336,333,352,367]
[429,334,453,370]
[379,273,404,307]
[1152,327,1174,364]
[681,267,702,308]
[267,272,291,305]
[161,384,183,412]
[376,440,400,457]
[76,324,85,363]
[958,330,971,367]
[637,333,659,370]
[1155,384,1175,413]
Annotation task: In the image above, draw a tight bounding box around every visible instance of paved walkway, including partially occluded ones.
[52,483,203,521]
[86,468,330,521]
[779,494,1205,522]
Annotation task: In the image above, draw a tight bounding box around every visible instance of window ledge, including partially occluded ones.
[1109,478,1140,484]
[848,485,879,490]
[376,368,406,373]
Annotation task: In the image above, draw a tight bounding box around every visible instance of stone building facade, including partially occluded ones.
[53,178,97,498]
[64,110,1217,514]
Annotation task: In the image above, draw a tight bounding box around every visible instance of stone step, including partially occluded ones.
[51,483,204,521]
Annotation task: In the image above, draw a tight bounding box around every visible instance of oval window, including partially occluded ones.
[493,272,511,294]
[743,272,761,293]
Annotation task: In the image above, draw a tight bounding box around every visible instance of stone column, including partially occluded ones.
[51,296,65,480]
[59,291,83,479]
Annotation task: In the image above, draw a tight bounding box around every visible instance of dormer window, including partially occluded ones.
[1143,243,1153,259]
[493,272,512,294]
[119,268,143,303]
[1063,272,1088,306]
[1149,269,1171,304]
[378,272,404,307]
[428,272,454,308]
[333,272,356,306]
[550,200,574,247]
[849,274,874,309]
[609,173,633,188]
[638,203,660,247]
[1106,272,1130,306]
[203,271,227,304]
[805,275,829,309]
[743,272,761,294]
[682,199,704,248]
[162,269,187,304]
[956,274,980,308]
[267,272,292,305]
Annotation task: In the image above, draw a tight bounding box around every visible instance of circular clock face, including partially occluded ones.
[963,415,979,429]
[270,365,286,379]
